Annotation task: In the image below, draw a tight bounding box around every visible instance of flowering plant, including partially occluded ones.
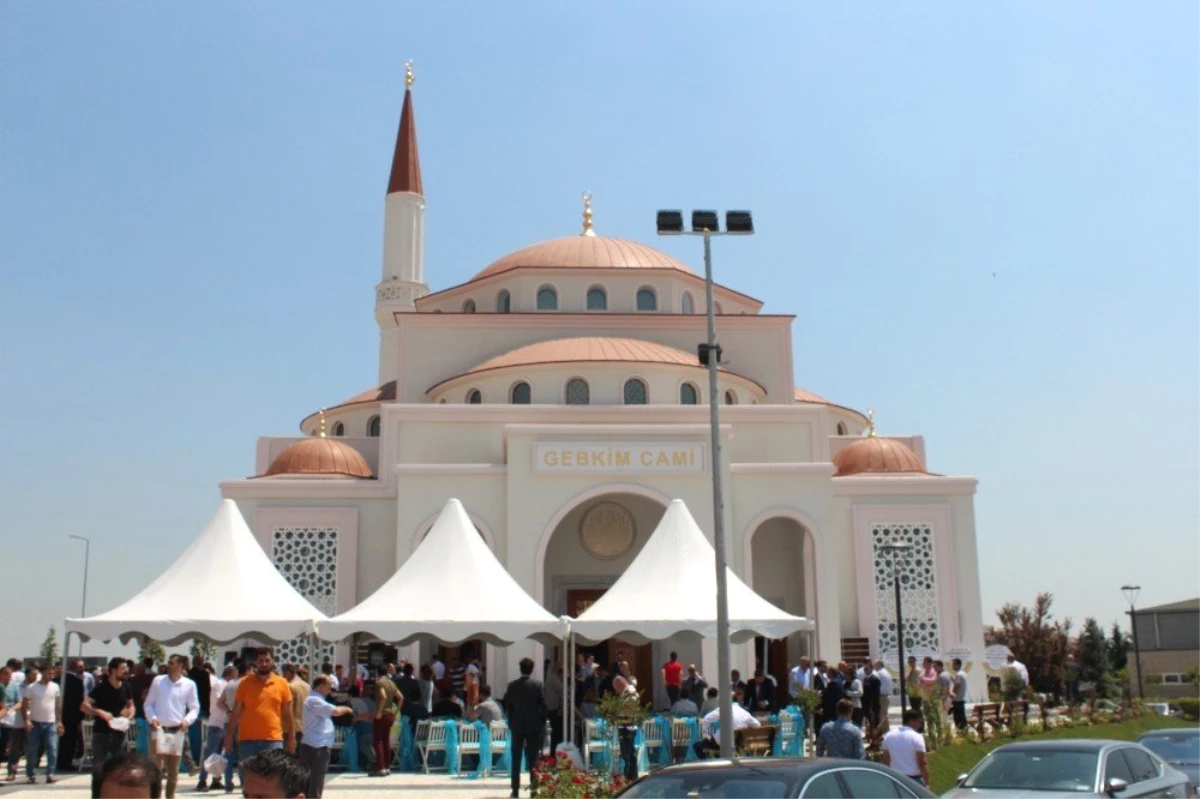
[530,754,628,798]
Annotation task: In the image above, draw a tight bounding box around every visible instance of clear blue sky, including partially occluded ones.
[2,2,1196,658]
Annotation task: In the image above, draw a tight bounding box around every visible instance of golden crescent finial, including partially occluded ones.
[865,409,876,437]
[405,60,414,89]
[318,408,328,438]
[581,191,595,237]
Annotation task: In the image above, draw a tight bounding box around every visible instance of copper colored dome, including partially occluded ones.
[833,437,926,477]
[471,236,694,281]
[263,438,374,479]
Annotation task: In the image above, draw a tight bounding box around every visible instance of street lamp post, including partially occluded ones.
[657,209,753,759]
[880,541,912,715]
[1121,585,1143,699]
[68,535,91,657]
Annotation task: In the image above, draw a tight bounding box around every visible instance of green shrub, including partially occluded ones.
[1178,699,1199,721]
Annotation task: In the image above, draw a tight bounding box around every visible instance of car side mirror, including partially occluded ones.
[1104,777,1128,796]
[955,773,968,785]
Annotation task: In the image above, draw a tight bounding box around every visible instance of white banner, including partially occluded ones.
[534,442,706,474]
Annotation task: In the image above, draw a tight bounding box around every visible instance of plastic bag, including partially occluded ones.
[108,716,130,733]
[155,729,187,756]
[203,754,227,778]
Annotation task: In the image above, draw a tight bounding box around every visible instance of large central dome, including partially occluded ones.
[470,235,694,282]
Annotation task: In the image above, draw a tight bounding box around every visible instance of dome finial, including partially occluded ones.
[865,409,876,437]
[581,191,596,237]
[318,408,328,438]
[405,60,414,90]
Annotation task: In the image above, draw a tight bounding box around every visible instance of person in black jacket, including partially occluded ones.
[820,664,847,728]
[861,663,881,732]
[503,658,546,799]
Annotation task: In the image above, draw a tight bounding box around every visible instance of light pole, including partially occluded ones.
[657,209,753,759]
[1121,585,1143,699]
[879,541,912,715]
[69,535,91,657]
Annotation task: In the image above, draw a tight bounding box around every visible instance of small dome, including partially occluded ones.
[470,236,694,282]
[262,438,374,479]
[834,437,925,477]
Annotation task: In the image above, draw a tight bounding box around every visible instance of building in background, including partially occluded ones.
[1132,598,1200,699]
[219,69,987,703]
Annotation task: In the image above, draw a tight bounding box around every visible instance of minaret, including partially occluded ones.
[376,60,427,384]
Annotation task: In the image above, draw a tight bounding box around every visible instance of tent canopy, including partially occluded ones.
[66,500,327,646]
[319,498,563,646]
[571,499,814,645]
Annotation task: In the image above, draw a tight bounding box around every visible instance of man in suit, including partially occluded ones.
[503,657,546,799]
[743,670,776,714]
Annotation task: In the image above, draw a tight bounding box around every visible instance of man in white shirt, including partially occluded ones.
[5,659,24,690]
[24,664,63,785]
[695,702,760,758]
[430,655,445,682]
[196,664,233,792]
[788,657,812,698]
[298,675,353,799]
[1007,654,1029,687]
[881,710,928,787]
[874,659,894,725]
[143,654,200,799]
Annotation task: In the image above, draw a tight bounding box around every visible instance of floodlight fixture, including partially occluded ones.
[725,211,754,234]
[656,210,684,235]
[691,210,719,233]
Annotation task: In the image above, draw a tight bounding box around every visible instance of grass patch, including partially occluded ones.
[927,715,1192,794]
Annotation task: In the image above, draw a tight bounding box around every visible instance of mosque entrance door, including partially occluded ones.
[568,588,652,702]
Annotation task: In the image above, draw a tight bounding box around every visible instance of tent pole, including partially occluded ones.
[561,620,571,753]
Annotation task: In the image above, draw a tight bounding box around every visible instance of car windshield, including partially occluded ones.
[963,750,1098,792]
[619,769,794,798]
[1139,734,1200,764]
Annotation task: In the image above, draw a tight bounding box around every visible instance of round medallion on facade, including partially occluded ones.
[579,502,636,560]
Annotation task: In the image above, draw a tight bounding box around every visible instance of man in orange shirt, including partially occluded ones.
[224,648,295,769]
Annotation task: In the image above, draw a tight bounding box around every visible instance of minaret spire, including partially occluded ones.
[387,60,422,195]
[377,60,429,385]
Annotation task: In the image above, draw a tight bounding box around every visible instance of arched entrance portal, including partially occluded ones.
[747,515,818,692]
[542,491,682,709]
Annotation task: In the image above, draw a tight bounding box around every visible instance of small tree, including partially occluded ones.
[189,637,218,664]
[39,626,59,666]
[1076,618,1112,697]
[138,637,166,667]
[984,592,1073,697]
[1108,623,1130,673]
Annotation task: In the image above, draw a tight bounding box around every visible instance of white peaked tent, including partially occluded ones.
[319,498,563,646]
[66,499,327,645]
[572,499,814,644]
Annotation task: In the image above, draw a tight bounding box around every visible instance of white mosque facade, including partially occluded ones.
[218,75,987,703]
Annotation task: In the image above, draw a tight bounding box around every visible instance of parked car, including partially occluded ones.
[943,739,1194,797]
[1137,729,1200,792]
[615,758,935,798]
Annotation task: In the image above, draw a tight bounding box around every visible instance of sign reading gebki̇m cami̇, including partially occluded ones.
[535,442,707,473]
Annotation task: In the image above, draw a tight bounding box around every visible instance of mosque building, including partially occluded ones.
[219,66,987,702]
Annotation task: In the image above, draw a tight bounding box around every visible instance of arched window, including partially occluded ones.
[462,299,476,313]
[331,421,345,437]
[714,301,724,314]
[536,286,558,311]
[623,378,648,405]
[586,287,607,311]
[367,416,381,437]
[836,422,847,435]
[496,290,511,313]
[565,378,590,405]
[723,390,737,405]
[510,381,532,404]
[680,383,699,405]
[681,292,694,314]
[466,389,482,404]
[636,287,657,312]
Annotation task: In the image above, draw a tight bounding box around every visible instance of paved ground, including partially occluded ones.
[2,770,520,798]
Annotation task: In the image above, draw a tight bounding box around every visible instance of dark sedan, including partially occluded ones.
[943,739,1194,797]
[615,758,935,798]
[1137,729,1200,792]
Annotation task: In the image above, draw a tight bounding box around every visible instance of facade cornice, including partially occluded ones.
[415,266,763,309]
[730,463,836,477]
[502,422,728,438]
[392,311,795,329]
[832,476,978,496]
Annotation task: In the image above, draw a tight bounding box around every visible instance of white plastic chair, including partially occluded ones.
[488,720,509,775]
[582,719,611,770]
[79,719,95,771]
[457,722,480,774]
[417,720,449,773]
[779,712,796,754]
[640,718,664,769]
